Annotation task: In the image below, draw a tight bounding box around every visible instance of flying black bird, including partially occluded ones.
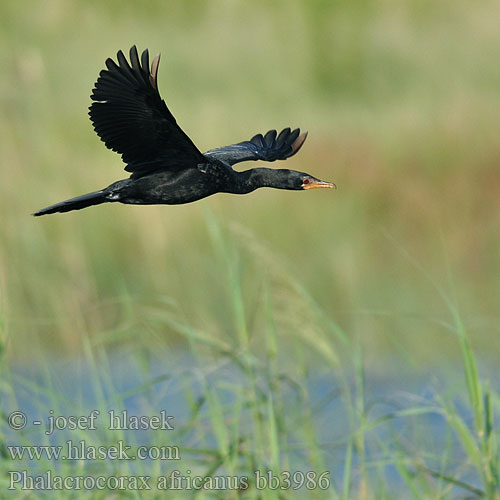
[34,46,335,216]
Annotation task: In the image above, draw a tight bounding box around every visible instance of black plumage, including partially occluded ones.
[34,46,335,216]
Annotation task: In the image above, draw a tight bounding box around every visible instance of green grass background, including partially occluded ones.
[1,0,500,498]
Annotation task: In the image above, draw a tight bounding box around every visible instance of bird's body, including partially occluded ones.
[34,46,335,216]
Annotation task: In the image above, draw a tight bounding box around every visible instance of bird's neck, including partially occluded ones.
[231,168,288,194]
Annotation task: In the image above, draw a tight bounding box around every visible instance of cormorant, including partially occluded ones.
[34,46,335,216]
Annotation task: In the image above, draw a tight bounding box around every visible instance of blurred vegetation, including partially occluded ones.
[1,0,500,370]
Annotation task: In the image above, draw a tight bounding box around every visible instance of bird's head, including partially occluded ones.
[236,167,336,193]
[281,170,337,191]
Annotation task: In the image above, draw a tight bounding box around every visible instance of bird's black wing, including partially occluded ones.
[204,128,307,166]
[89,46,205,178]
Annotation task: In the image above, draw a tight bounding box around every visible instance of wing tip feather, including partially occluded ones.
[150,52,161,89]
[291,131,308,155]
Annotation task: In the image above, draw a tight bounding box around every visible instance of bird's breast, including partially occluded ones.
[118,168,222,205]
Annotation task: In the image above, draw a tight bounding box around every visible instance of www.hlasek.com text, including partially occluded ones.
[8,440,180,461]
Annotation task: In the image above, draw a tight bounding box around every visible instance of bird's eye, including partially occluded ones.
[303,178,310,184]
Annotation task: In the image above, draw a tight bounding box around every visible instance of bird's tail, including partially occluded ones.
[33,190,108,216]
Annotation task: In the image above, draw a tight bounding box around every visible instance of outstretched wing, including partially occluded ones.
[89,46,205,178]
[204,128,307,166]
